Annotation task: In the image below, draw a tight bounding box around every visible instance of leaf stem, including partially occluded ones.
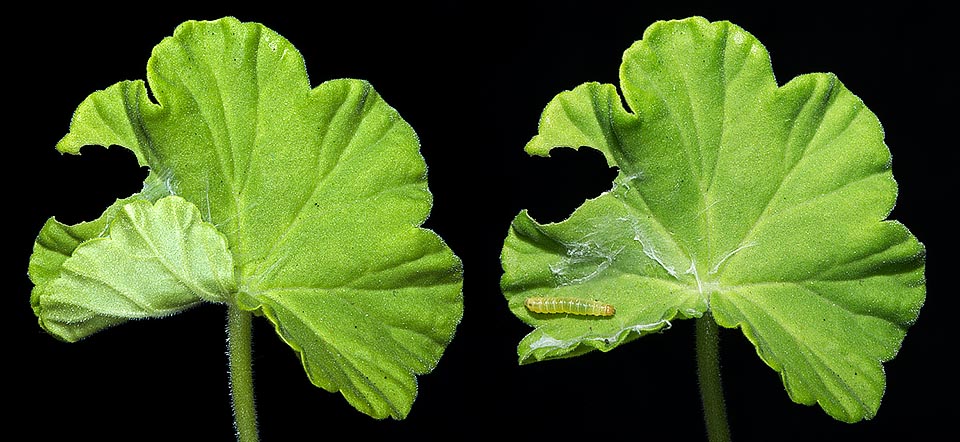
[696,313,731,442]
[228,305,259,442]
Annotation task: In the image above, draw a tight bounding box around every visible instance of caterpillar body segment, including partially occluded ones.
[524,297,615,317]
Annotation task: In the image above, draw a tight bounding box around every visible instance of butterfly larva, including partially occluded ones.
[524,297,615,317]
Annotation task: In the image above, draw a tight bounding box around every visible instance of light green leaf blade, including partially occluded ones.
[47,17,462,419]
[502,17,925,422]
[31,196,234,342]
[29,195,145,292]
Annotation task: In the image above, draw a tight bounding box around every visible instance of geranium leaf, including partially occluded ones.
[33,17,462,419]
[501,17,925,422]
[31,196,234,342]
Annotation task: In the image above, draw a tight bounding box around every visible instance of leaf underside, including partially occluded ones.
[501,16,925,422]
[32,17,463,419]
[31,196,235,342]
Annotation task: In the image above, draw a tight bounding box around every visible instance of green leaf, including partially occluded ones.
[31,196,234,342]
[35,17,462,419]
[501,17,925,422]
[29,195,144,294]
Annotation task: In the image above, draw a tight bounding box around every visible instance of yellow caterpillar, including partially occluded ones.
[524,297,615,317]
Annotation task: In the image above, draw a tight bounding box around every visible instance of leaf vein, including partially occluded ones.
[737,83,864,246]
[732,291,870,415]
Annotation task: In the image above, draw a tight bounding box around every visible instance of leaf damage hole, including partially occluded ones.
[52,147,149,225]
[523,147,618,224]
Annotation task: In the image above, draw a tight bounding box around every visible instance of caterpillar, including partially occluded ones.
[524,297,615,317]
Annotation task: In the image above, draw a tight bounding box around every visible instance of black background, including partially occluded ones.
[11,3,951,440]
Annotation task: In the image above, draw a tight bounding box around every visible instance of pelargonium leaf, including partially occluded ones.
[29,194,144,292]
[501,16,925,422]
[31,196,234,342]
[36,17,463,419]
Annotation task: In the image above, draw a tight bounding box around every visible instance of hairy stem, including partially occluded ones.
[697,314,731,442]
[228,305,259,442]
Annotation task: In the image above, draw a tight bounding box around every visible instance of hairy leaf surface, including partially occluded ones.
[501,17,925,422]
[31,17,463,419]
[31,196,234,341]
